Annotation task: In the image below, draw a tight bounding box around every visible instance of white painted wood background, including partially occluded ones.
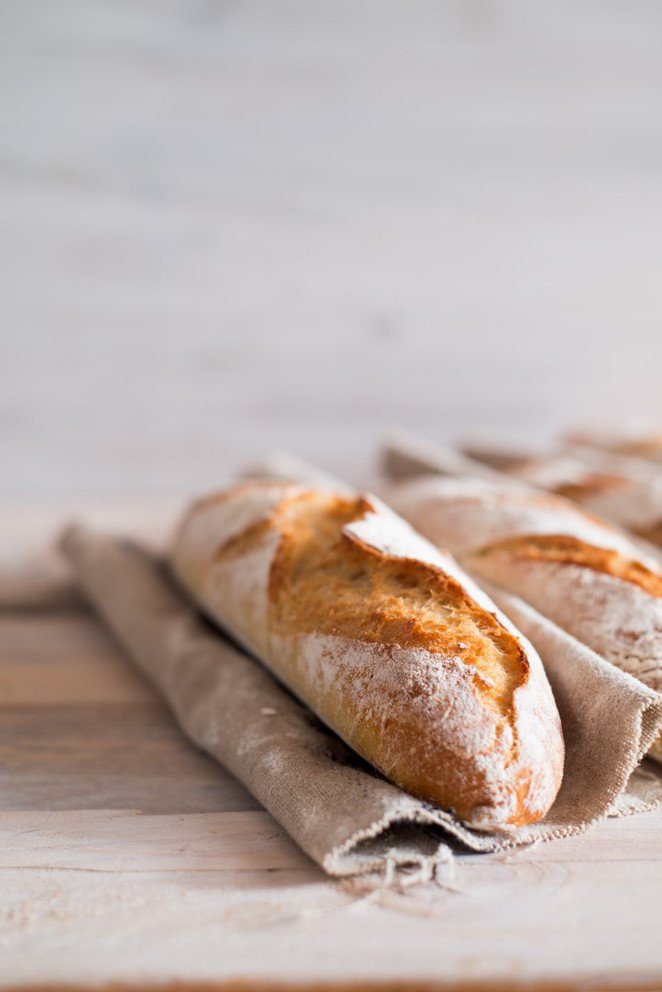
[2,1,662,501]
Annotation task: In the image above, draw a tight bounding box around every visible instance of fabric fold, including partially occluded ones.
[60,525,662,881]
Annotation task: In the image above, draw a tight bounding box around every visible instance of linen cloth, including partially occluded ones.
[59,525,662,882]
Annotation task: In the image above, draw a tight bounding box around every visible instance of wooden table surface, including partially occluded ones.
[1,507,662,992]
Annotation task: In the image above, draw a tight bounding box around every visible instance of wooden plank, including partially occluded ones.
[0,568,82,612]
[0,810,308,872]
[0,614,154,705]
[0,703,261,814]
[484,804,662,864]
[2,806,661,873]
[1,858,661,987]
[0,612,261,814]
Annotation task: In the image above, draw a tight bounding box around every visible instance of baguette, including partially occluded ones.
[388,475,662,761]
[171,481,564,831]
[464,447,662,549]
[564,425,662,465]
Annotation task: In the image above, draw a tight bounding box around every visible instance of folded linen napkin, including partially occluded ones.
[59,525,662,883]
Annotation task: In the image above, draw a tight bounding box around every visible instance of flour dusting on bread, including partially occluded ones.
[172,482,564,830]
[388,473,662,760]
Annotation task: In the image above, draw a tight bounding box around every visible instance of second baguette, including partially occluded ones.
[388,474,662,762]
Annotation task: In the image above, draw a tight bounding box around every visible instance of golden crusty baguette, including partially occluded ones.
[171,481,564,832]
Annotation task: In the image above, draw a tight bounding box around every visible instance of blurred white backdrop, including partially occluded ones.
[2,0,662,501]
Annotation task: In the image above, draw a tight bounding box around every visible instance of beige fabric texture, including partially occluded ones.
[59,524,662,883]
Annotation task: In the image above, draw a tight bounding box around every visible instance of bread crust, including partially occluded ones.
[472,548,662,690]
[637,520,662,547]
[500,457,662,547]
[171,483,564,831]
[565,428,662,464]
[459,441,662,545]
[390,476,662,759]
[388,476,650,561]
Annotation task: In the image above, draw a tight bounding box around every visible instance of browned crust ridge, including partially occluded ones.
[473,534,662,598]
